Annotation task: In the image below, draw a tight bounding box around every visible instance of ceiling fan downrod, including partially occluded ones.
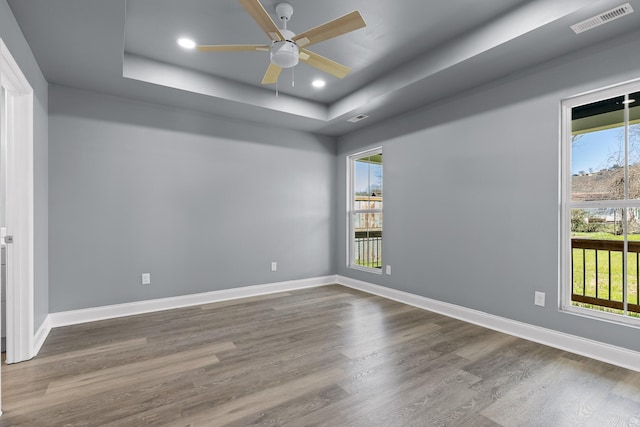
[275,2,293,30]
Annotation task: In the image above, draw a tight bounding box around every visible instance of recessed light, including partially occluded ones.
[177,38,196,49]
[312,79,326,88]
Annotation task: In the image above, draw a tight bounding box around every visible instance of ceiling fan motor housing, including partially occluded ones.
[270,28,298,68]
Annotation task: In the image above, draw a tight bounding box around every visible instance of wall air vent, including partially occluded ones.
[347,114,369,123]
[570,3,634,34]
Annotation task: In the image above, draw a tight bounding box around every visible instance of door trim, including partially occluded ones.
[1,38,35,365]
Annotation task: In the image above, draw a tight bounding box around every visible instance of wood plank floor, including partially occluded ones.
[2,285,640,426]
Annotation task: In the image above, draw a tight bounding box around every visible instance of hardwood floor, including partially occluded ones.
[2,285,640,426]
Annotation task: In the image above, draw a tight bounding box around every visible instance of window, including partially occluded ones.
[347,148,382,273]
[561,80,640,325]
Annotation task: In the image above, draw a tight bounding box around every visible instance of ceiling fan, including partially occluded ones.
[195,0,367,84]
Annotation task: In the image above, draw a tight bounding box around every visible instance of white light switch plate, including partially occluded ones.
[271,262,277,272]
[385,265,391,275]
[142,273,151,285]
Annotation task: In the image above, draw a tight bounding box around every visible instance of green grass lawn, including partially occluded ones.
[573,232,640,241]
[572,232,640,316]
[354,260,382,269]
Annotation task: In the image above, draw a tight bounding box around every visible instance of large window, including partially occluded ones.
[347,148,382,273]
[562,80,640,325]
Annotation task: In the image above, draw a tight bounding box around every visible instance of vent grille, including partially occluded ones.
[570,3,634,34]
[347,114,369,123]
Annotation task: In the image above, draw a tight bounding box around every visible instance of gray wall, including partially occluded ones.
[49,85,336,312]
[1,0,49,332]
[337,29,640,352]
[7,0,640,355]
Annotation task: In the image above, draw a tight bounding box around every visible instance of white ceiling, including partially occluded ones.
[8,0,640,136]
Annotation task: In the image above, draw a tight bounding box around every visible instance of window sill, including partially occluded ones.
[561,304,640,329]
[348,264,383,275]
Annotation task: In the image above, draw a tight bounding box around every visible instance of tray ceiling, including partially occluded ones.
[8,0,640,135]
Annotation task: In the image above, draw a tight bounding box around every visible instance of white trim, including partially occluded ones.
[349,264,383,275]
[33,315,51,356]
[345,154,351,268]
[39,274,640,372]
[569,199,640,208]
[337,275,640,373]
[562,302,640,328]
[560,98,572,315]
[0,38,35,364]
[49,275,337,328]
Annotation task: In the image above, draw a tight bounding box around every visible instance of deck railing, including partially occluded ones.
[354,235,382,268]
[571,238,640,313]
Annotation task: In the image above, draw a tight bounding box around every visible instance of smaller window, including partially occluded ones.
[347,148,382,273]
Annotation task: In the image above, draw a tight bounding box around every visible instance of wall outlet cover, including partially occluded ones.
[534,291,545,307]
[142,273,151,285]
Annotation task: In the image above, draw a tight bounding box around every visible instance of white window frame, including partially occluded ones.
[560,78,640,327]
[347,147,383,274]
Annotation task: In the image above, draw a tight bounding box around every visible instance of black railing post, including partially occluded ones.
[608,251,611,300]
[595,250,598,297]
[583,249,587,296]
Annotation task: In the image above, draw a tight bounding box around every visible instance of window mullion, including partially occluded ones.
[569,200,640,209]
[624,94,630,314]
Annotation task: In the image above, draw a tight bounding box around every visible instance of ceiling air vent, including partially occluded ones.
[347,114,369,123]
[570,2,634,34]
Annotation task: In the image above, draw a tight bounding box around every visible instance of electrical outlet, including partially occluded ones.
[271,262,277,272]
[142,273,151,285]
[534,291,545,307]
[386,265,391,275]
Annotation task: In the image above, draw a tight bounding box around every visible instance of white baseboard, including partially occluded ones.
[40,273,640,372]
[33,315,52,358]
[337,275,640,373]
[49,275,337,328]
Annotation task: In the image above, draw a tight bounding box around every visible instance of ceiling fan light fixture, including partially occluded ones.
[177,38,196,49]
[270,41,299,68]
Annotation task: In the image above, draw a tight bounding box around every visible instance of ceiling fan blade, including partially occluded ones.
[292,10,366,48]
[238,0,285,41]
[262,63,282,84]
[299,49,351,79]
[196,44,270,52]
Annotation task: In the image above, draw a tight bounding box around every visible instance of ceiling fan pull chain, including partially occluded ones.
[276,79,279,98]
[292,67,295,87]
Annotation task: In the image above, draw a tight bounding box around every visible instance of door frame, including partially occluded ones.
[0,38,35,366]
